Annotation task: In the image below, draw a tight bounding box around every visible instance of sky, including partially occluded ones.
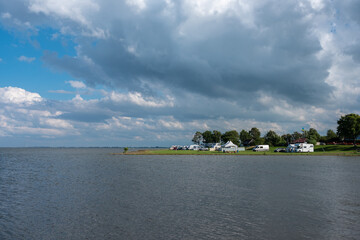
[0,0,359,147]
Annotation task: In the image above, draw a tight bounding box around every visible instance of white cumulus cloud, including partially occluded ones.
[67,80,87,89]
[18,55,36,63]
[29,0,99,26]
[28,0,106,38]
[0,87,42,105]
[109,91,174,108]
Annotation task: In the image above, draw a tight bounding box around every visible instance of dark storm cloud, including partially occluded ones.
[344,0,360,24]
[36,0,333,105]
[0,1,53,30]
[336,0,360,64]
[56,112,111,123]
[346,45,360,63]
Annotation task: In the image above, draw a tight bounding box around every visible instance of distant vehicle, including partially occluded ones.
[295,143,314,152]
[170,145,186,150]
[199,147,209,151]
[286,144,296,152]
[189,145,200,150]
[286,143,314,153]
[274,148,286,152]
[253,145,269,151]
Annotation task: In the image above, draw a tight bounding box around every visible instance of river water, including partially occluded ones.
[0,148,359,239]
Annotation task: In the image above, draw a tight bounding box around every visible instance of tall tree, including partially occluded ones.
[264,130,281,146]
[212,130,222,143]
[337,113,360,145]
[326,129,337,142]
[249,127,260,140]
[202,130,213,143]
[308,128,321,141]
[249,127,261,145]
[192,131,203,145]
[292,131,302,141]
[281,134,292,145]
[277,137,287,146]
[240,129,251,144]
[221,130,240,146]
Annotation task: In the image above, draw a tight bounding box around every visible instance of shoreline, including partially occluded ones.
[114,149,360,156]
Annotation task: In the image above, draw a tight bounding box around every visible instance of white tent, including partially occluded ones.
[222,141,238,152]
[224,141,237,148]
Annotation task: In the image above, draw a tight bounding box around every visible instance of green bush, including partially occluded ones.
[307,138,317,145]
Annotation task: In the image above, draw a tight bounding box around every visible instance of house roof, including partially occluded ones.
[292,138,307,143]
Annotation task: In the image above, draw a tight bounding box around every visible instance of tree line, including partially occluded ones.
[192,113,360,146]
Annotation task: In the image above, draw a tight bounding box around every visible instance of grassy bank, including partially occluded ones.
[120,145,360,156]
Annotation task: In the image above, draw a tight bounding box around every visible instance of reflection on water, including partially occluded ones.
[0,148,359,239]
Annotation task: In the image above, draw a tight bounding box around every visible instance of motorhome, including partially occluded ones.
[286,143,314,153]
[253,145,269,152]
[295,143,314,152]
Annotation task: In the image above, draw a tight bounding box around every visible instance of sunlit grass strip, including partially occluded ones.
[122,145,360,156]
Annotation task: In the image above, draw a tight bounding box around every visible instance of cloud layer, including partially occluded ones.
[39,0,333,104]
[0,0,360,146]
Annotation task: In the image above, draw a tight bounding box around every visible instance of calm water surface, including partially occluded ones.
[0,148,359,239]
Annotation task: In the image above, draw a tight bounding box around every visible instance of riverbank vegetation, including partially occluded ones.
[116,114,360,156]
[191,113,360,147]
[124,145,360,156]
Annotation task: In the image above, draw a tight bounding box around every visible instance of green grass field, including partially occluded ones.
[123,145,360,156]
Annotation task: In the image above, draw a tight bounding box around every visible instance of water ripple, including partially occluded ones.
[0,148,359,239]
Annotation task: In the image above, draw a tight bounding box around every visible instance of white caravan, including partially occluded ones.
[253,145,269,152]
[295,143,314,152]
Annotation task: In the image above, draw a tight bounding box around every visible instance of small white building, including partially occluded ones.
[221,141,238,152]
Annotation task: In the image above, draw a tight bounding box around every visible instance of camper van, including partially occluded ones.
[253,145,269,152]
[295,143,314,153]
[286,143,314,153]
